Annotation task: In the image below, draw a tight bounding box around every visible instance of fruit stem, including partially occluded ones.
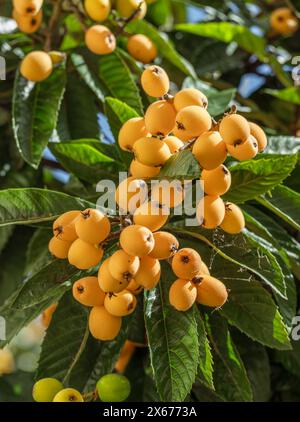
[44,0,63,51]
[114,1,144,36]
[179,137,197,151]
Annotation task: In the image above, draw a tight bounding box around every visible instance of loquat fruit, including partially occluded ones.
[118,117,148,152]
[127,279,143,295]
[108,250,140,283]
[130,159,160,179]
[144,100,176,137]
[133,137,171,167]
[149,231,179,260]
[115,341,136,373]
[98,258,129,293]
[68,239,104,270]
[75,208,111,245]
[199,261,210,276]
[32,378,63,402]
[172,248,202,279]
[175,105,212,141]
[195,275,228,308]
[53,210,80,242]
[220,202,245,234]
[164,135,184,154]
[192,131,227,170]
[116,0,147,20]
[72,276,106,307]
[151,181,185,208]
[48,237,72,260]
[127,34,157,64]
[169,279,197,311]
[115,176,148,214]
[89,306,122,340]
[20,51,53,82]
[13,0,43,16]
[227,135,258,161]
[270,7,299,35]
[120,224,154,257]
[84,0,111,22]
[201,164,231,196]
[13,8,42,33]
[53,388,84,402]
[85,25,116,55]
[104,290,137,316]
[249,122,268,152]
[133,201,169,232]
[0,348,15,376]
[135,256,161,289]
[141,65,169,98]
[174,88,208,112]
[197,195,225,229]
[42,304,57,328]
[219,113,250,146]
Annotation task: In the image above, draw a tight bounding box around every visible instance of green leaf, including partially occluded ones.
[206,314,253,402]
[98,50,143,114]
[276,339,300,379]
[127,295,145,345]
[159,150,200,180]
[257,185,300,232]
[127,20,196,77]
[0,226,14,254]
[265,87,300,105]
[49,139,119,183]
[144,262,199,402]
[195,310,214,390]
[25,228,52,276]
[12,63,66,168]
[105,97,139,140]
[224,154,298,204]
[265,136,300,156]
[0,188,93,226]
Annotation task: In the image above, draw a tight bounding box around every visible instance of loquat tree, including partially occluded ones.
[0,0,299,404]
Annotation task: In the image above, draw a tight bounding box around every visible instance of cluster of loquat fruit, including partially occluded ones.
[16,0,159,82]
[270,7,299,35]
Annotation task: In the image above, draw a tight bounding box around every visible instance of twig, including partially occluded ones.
[115,1,143,36]
[179,137,197,151]
[66,4,88,31]
[44,0,63,51]
[285,0,300,18]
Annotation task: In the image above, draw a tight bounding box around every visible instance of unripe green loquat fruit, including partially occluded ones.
[133,201,170,232]
[195,275,228,308]
[120,224,154,257]
[169,279,197,311]
[227,135,258,161]
[118,117,149,152]
[174,88,208,112]
[72,277,106,307]
[89,306,122,340]
[13,8,42,33]
[53,210,80,242]
[201,164,231,196]
[141,65,169,98]
[13,0,43,16]
[32,378,63,402]
[172,248,202,279]
[192,131,227,170]
[98,258,129,293]
[68,239,104,270]
[108,250,140,283]
[249,122,268,152]
[149,231,179,260]
[220,202,245,234]
[75,208,111,245]
[53,388,84,402]
[197,195,225,229]
[115,176,148,214]
[104,290,137,316]
[134,256,161,289]
[144,100,176,137]
[85,25,116,55]
[127,34,157,64]
[48,237,72,259]
[130,159,160,179]
[97,373,131,402]
[175,105,212,141]
[84,0,111,22]
[20,51,53,82]
[116,0,147,20]
[133,137,171,167]
[219,114,250,146]
[164,135,184,154]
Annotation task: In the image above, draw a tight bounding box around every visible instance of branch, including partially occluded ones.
[44,0,63,51]
[284,0,300,18]
[115,1,143,36]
